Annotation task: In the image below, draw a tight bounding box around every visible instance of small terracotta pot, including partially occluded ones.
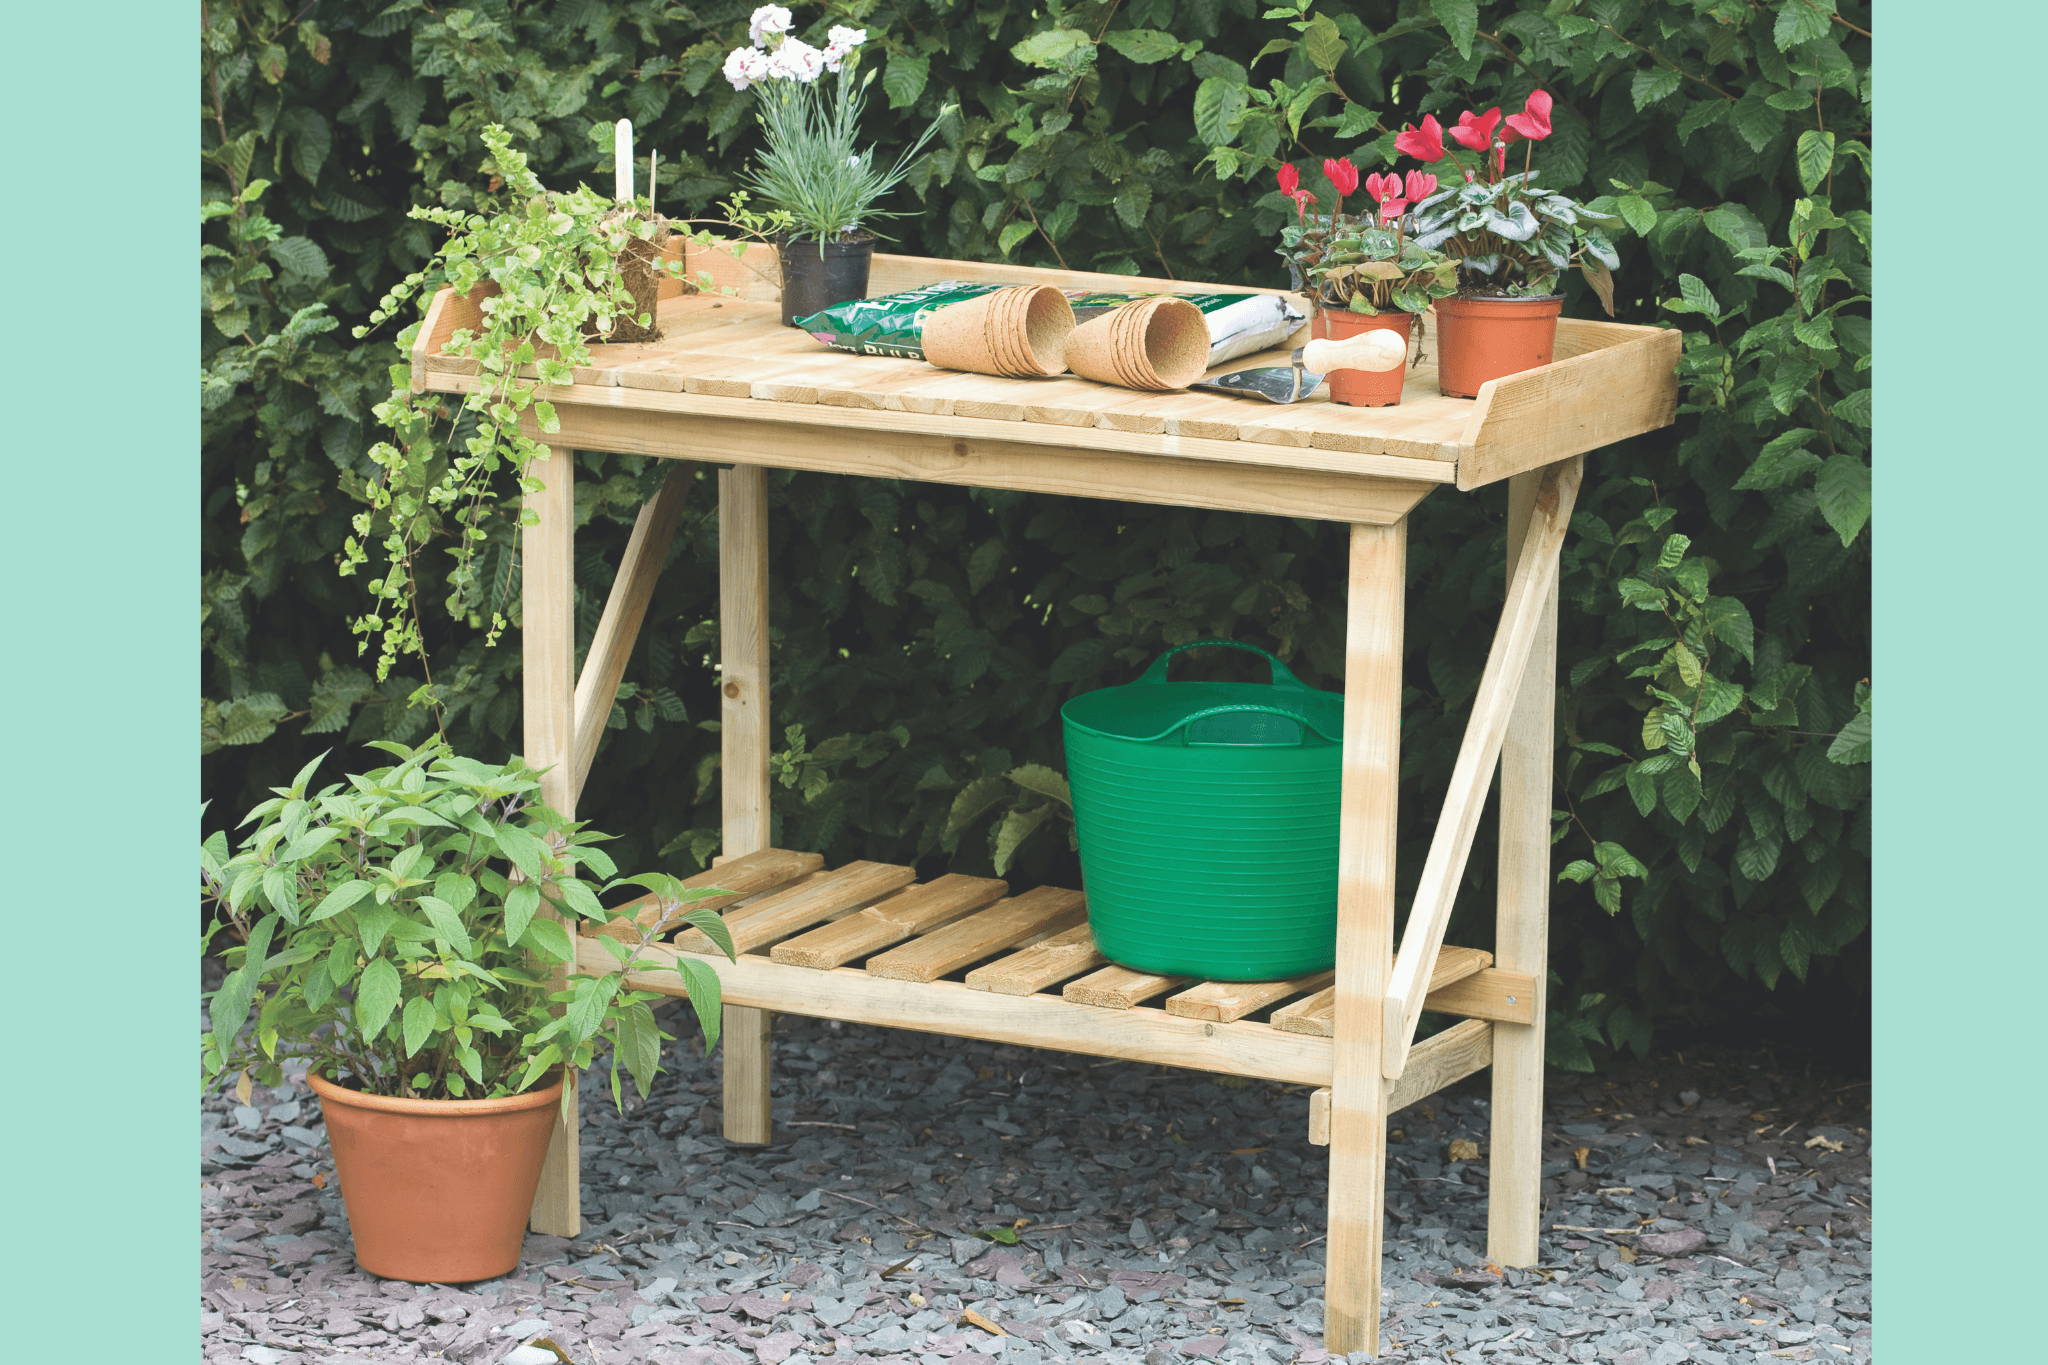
[308,1069,562,1283]
[1432,294,1563,398]
[1312,307,1413,408]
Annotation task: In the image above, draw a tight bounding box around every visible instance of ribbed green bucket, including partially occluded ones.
[1061,640,1344,981]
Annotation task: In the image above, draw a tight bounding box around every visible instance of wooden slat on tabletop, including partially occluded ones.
[1018,376,1170,429]
[964,923,1106,996]
[885,369,1040,419]
[1164,969,1337,1024]
[770,874,1008,970]
[673,861,917,957]
[1063,965,1191,1010]
[866,886,1086,984]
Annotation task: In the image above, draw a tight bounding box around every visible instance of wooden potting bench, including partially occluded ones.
[412,245,1677,1356]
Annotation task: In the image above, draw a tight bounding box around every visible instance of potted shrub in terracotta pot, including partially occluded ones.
[721,6,953,326]
[1274,158,1460,407]
[200,740,736,1284]
[1393,91,1627,398]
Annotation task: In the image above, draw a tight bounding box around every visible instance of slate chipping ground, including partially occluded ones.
[201,987,1872,1365]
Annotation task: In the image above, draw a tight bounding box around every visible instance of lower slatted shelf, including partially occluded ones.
[576,848,1532,1089]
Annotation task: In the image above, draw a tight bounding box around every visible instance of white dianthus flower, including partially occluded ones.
[768,36,826,83]
[748,5,794,47]
[823,26,866,73]
[722,45,772,91]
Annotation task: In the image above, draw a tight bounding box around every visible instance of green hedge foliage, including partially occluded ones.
[202,0,1870,1068]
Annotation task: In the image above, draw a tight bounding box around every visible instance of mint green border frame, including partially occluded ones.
[1880,3,2043,1358]
[7,0,189,1348]
[15,2,2021,1357]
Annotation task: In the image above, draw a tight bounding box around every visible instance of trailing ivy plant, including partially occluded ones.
[345,125,789,715]
[201,740,737,1112]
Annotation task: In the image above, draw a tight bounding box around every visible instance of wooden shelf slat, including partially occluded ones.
[770,874,1007,970]
[866,886,1086,983]
[964,923,1106,996]
[673,861,916,956]
[589,848,823,944]
[1064,965,1192,1010]
[1165,970,1337,1024]
[1272,946,1494,1037]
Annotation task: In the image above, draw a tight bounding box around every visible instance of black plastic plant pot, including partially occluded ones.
[778,234,875,328]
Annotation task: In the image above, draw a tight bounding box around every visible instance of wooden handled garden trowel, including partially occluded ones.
[1193,328,1409,404]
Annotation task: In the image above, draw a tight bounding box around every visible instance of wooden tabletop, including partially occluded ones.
[411,247,1678,515]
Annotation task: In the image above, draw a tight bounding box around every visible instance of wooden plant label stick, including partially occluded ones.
[614,118,633,203]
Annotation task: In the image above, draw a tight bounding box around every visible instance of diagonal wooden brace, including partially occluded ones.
[1380,455,1582,1081]
[568,462,696,805]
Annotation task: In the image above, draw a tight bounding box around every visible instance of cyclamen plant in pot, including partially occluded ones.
[723,6,951,325]
[200,740,737,1282]
[1393,91,1627,398]
[1275,157,1459,407]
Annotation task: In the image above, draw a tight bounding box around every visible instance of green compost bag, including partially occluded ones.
[794,281,1305,368]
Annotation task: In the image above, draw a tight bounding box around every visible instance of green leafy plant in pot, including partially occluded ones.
[1274,158,1459,407]
[345,125,787,695]
[200,740,736,1283]
[721,6,952,325]
[1395,92,1628,398]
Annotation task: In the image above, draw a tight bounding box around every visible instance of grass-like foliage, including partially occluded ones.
[724,10,950,244]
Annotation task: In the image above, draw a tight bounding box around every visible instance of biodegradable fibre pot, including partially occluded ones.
[1311,306,1413,408]
[1064,296,1210,391]
[776,234,875,328]
[308,1068,562,1283]
[922,285,1075,378]
[1432,293,1563,399]
[587,211,670,345]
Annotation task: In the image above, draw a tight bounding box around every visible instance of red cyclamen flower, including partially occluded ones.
[1277,163,1300,196]
[1404,171,1437,201]
[1393,114,1446,163]
[1449,107,1503,152]
[1324,157,1360,196]
[1504,90,1553,143]
[1362,172,1402,204]
[1493,146,1506,175]
[1286,188,1318,222]
[1378,199,1407,224]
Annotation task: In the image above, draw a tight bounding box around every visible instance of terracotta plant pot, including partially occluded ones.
[1312,307,1413,408]
[1432,294,1563,399]
[308,1069,562,1283]
[778,233,875,327]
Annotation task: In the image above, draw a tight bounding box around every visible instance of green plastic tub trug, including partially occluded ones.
[1061,640,1345,981]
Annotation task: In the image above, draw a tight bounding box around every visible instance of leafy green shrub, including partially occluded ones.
[201,741,735,1108]
[202,0,1870,1067]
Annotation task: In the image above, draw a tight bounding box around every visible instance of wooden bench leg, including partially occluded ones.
[1326,518,1406,1357]
[719,466,774,1145]
[1487,466,1562,1266]
[526,444,581,1237]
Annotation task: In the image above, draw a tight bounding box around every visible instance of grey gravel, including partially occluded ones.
[200,980,1870,1365]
